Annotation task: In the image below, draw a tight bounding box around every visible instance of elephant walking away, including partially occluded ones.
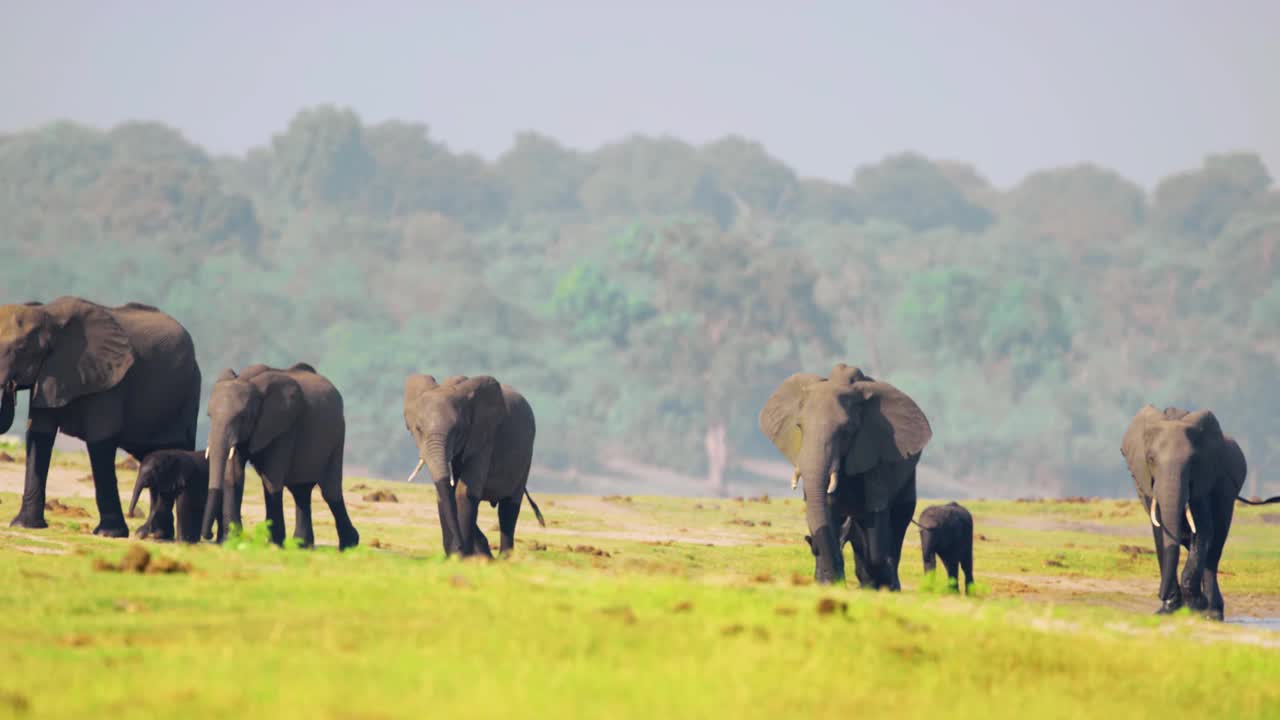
[201,363,359,550]
[129,449,219,543]
[403,374,544,558]
[1122,405,1280,620]
[914,501,974,593]
[760,364,932,587]
[0,298,201,537]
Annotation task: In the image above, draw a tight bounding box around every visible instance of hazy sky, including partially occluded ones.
[2,1,1276,188]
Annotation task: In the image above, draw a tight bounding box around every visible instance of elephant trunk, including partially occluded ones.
[0,385,16,435]
[423,433,452,486]
[799,440,842,584]
[1152,467,1191,606]
[202,427,243,540]
[129,470,148,518]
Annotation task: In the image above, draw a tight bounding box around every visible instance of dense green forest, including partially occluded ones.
[1,106,1277,498]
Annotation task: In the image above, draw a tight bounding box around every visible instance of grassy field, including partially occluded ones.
[1,443,1279,719]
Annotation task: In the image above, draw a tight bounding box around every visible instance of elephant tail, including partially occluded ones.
[1236,495,1280,506]
[524,489,546,528]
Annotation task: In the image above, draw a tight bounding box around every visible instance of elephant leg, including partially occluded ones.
[87,440,129,538]
[941,552,961,590]
[865,509,897,590]
[454,490,490,559]
[826,496,848,582]
[497,496,522,556]
[11,430,55,529]
[321,479,359,551]
[1154,523,1183,615]
[1180,501,1210,612]
[960,542,975,592]
[888,496,916,587]
[289,484,315,548]
[920,530,938,576]
[142,493,176,541]
[435,479,463,556]
[1200,494,1233,621]
[846,518,876,588]
[262,482,286,546]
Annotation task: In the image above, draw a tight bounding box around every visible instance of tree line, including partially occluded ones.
[1,105,1277,498]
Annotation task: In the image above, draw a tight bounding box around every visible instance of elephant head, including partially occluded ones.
[0,298,136,433]
[201,367,304,539]
[130,450,209,543]
[402,374,508,489]
[1122,405,1247,539]
[759,365,931,503]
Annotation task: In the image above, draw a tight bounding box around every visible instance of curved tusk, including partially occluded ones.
[1150,499,1161,528]
[791,467,800,490]
[405,458,424,484]
[204,448,209,460]
[1185,507,1197,535]
[827,471,838,495]
[449,461,456,488]
[228,446,236,461]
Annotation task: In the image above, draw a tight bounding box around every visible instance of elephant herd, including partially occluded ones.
[1,297,1276,621]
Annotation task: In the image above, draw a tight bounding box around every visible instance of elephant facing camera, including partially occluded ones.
[130,449,217,543]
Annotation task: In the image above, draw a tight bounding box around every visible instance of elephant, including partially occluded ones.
[201,363,359,550]
[0,297,201,537]
[760,363,932,587]
[914,501,974,592]
[128,449,220,543]
[403,374,544,558]
[1121,405,1280,620]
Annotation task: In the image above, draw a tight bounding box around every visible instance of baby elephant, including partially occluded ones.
[915,501,974,592]
[129,449,221,543]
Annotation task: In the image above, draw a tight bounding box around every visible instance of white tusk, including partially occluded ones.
[228,446,236,461]
[405,458,424,484]
[1150,499,1160,528]
[449,461,456,488]
[791,468,800,490]
[204,448,209,460]
[1185,507,1197,535]
[827,471,838,495]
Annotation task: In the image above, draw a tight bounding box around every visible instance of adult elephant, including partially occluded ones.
[1121,405,1280,620]
[403,374,543,558]
[760,364,932,587]
[0,297,201,537]
[200,363,359,550]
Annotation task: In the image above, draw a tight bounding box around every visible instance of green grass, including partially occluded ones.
[0,453,1279,718]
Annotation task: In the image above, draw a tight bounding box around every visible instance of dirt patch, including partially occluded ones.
[1260,514,1280,525]
[816,597,848,616]
[367,538,387,549]
[728,518,756,527]
[348,483,369,491]
[525,540,548,551]
[362,490,399,503]
[602,495,633,503]
[671,601,693,613]
[748,494,771,503]
[790,572,813,586]
[1060,496,1099,504]
[115,457,139,471]
[1118,544,1154,556]
[45,498,90,518]
[568,544,611,558]
[0,452,16,463]
[601,606,637,624]
[93,545,192,575]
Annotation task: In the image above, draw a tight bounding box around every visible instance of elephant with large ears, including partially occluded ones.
[0,297,201,537]
[201,363,359,550]
[1121,405,1280,620]
[129,449,220,543]
[403,374,544,558]
[760,364,932,587]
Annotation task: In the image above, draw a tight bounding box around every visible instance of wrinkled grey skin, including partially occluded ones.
[129,449,219,543]
[0,298,200,538]
[202,363,358,550]
[915,501,974,592]
[403,374,543,558]
[1121,405,1256,621]
[761,364,932,587]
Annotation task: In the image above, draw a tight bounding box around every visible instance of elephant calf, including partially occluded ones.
[129,449,220,543]
[915,501,974,592]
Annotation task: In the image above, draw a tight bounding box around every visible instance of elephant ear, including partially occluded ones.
[1121,405,1162,496]
[458,376,508,459]
[844,380,932,475]
[215,368,239,383]
[34,297,136,409]
[249,373,304,454]
[828,363,871,385]
[758,373,824,466]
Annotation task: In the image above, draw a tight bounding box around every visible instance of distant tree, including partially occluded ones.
[495,132,588,217]
[1152,153,1272,238]
[269,106,375,210]
[1005,164,1145,263]
[854,152,992,232]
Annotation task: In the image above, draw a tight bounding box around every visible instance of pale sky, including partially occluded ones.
[1,1,1276,188]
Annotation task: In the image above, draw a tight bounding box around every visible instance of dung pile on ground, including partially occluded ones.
[362,490,399,503]
[0,451,16,463]
[115,456,139,471]
[349,482,369,491]
[567,544,610,557]
[93,545,192,575]
[1118,544,1154,556]
[45,499,90,518]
